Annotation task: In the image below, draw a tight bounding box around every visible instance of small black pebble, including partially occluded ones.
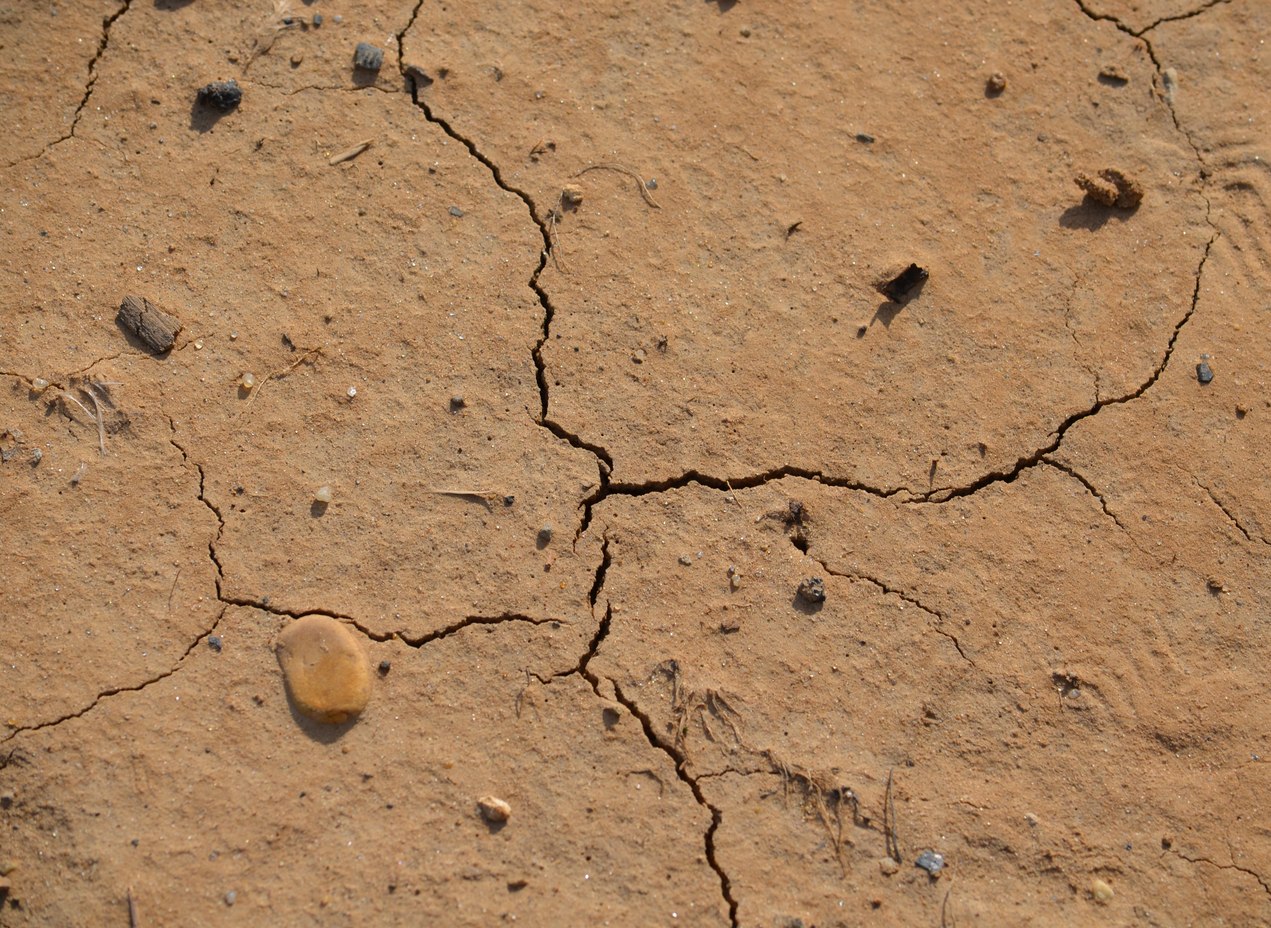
[312,13,323,26]
[1196,361,1214,384]
[281,16,294,25]
[878,263,929,303]
[208,635,223,652]
[855,133,875,144]
[449,394,466,411]
[196,80,242,112]
[353,42,384,72]
[449,205,465,218]
[797,577,826,605]
[378,660,391,675]
[503,495,516,507]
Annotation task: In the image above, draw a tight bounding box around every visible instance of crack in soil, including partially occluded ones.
[1169,849,1271,897]
[1077,0,1234,36]
[0,608,225,745]
[4,0,134,170]
[1196,479,1269,547]
[1042,457,1130,532]
[810,556,974,665]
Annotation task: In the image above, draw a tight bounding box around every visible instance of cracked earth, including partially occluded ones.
[1,0,1268,925]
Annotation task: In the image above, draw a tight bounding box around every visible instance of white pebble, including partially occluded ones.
[347,386,357,398]
[240,372,256,390]
[478,795,511,822]
[314,485,334,504]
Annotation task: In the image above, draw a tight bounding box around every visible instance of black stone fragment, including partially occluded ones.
[196,80,242,112]
[877,263,928,303]
[208,635,223,652]
[797,577,826,604]
[378,660,391,675]
[1196,361,1214,384]
[353,42,384,72]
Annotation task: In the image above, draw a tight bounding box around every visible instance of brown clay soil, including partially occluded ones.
[1,1,1269,925]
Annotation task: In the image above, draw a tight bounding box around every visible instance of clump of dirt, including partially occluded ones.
[1075,167,1144,208]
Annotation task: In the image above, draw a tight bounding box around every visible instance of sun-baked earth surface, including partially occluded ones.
[1,0,1268,925]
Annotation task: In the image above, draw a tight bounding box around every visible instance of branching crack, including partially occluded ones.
[1076,0,1234,36]
[1042,457,1130,531]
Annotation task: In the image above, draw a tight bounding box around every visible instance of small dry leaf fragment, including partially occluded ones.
[478,796,512,822]
[275,615,371,724]
[118,295,182,354]
[1075,168,1143,209]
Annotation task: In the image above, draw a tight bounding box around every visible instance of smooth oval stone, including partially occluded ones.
[275,615,371,724]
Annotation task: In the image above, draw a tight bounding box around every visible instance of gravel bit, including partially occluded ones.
[1196,360,1214,384]
[915,850,945,876]
[353,42,384,72]
[797,577,826,604]
[196,80,242,112]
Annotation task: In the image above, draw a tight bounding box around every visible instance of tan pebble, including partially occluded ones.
[478,795,512,822]
[313,485,334,504]
[0,860,15,876]
[561,183,583,207]
[878,857,899,876]
[1091,878,1114,903]
[275,615,371,724]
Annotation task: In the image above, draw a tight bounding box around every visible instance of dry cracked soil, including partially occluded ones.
[1,0,1269,925]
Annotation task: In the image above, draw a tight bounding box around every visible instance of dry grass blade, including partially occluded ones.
[243,347,323,411]
[329,139,373,166]
[573,163,661,208]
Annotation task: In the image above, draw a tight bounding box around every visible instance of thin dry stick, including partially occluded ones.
[427,489,500,509]
[329,139,373,166]
[127,886,139,928]
[941,887,956,928]
[884,767,902,863]
[243,347,322,410]
[573,163,661,209]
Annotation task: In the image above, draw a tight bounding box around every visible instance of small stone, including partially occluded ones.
[1091,878,1114,903]
[0,861,15,877]
[645,177,658,190]
[678,554,693,566]
[797,577,826,604]
[730,573,742,591]
[196,80,242,112]
[478,795,512,822]
[855,132,875,144]
[986,72,1007,95]
[290,52,304,67]
[561,184,584,208]
[1196,361,1214,384]
[1099,64,1129,85]
[0,791,14,808]
[503,494,515,506]
[450,394,466,411]
[537,525,553,545]
[312,13,323,26]
[915,850,945,876]
[353,42,384,72]
[877,263,929,304]
[377,660,391,675]
[275,615,372,724]
[224,890,237,906]
[208,635,223,652]
[449,205,465,217]
[314,485,334,504]
[118,295,182,354]
[631,348,646,364]
[878,857,899,876]
[30,448,42,466]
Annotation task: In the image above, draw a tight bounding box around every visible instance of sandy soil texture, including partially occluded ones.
[1,1,1268,925]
